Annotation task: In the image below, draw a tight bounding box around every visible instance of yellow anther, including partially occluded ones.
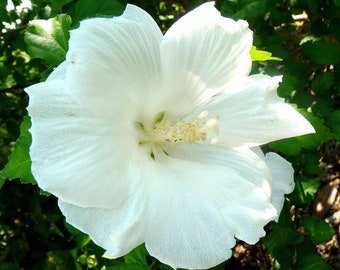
[153,119,207,146]
[136,111,220,151]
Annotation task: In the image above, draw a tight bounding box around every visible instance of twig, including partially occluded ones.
[0,24,28,37]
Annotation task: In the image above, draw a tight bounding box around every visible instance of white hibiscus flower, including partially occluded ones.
[25,2,315,269]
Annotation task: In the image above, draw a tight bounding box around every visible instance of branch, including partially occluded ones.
[0,24,28,37]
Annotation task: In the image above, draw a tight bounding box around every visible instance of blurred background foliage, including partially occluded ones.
[0,0,339,269]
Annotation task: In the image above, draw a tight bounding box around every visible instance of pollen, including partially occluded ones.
[136,111,220,152]
[152,119,207,146]
[150,111,220,147]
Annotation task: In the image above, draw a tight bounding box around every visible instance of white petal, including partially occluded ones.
[47,61,67,81]
[167,144,277,242]
[168,144,273,197]
[144,150,276,269]
[58,185,146,258]
[65,4,163,119]
[196,74,315,147]
[159,2,252,117]
[26,80,143,208]
[264,152,295,220]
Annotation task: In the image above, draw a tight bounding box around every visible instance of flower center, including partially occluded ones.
[136,111,219,159]
[152,119,206,146]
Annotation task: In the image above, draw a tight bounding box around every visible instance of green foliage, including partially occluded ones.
[111,264,151,269]
[0,0,339,269]
[250,46,282,61]
[73,0,125,26]
[264,205,303,270]
[24,14,71,67]
[219,0,268,19]
[124,244,149,266]
[301,216,334,244]
[301,38,340,65]
[264,205,334,270]
[294,240,330,270]
[290,178,320,206]
[0,115,35,185]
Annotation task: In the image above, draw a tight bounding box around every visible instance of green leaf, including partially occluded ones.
[290,89,315,109]
[64,223,91,248]
[311,72,335,95]
[250,46,282,61]
[0,177,5,189]
[302,215,335,244]
[277,202,294,226]
[301,151,324,175]
[295,240,330,270]
[301,180,321,198]
[124,244,148,266]
[0,116,36,185]
[49,0,75,15]
[73,0,125,25]
[105,265,151,270]
[290,179,320,206]
[297,109,335,149]
[24,14,71,66]
[264,223,304,270]
[295,254,329,270]
[333,0,340,7]
[294,238,329,270]
[270,137,302,156]
[301,39,340,65]
[269,105,330,155]
[0,262,21,270]
[277,74,300,98]
[221,0,268,19]
[326,110,340,139]
[264,223,304,253]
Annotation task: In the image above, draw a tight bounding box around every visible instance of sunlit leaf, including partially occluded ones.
[290,179,321,206]
[250,46,282,61]
[24,14,72,66]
